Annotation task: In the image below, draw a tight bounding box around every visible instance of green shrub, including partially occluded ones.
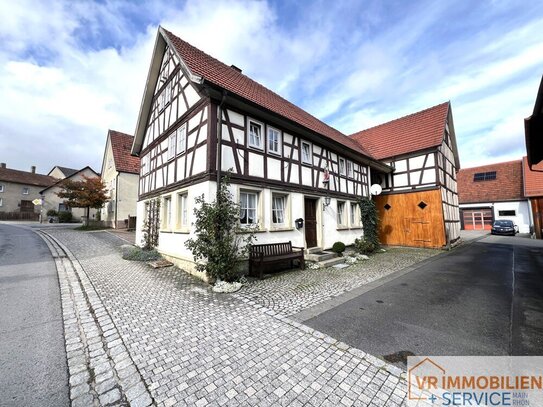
[354,237,376,254]
[332,241,346,256]
[58,211,73,223]
[357,197,380,249]
[46,209,58,217]
[122,246,161,261]
[185,174,256,282]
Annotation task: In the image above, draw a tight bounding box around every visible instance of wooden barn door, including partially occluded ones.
[304,198,318,248]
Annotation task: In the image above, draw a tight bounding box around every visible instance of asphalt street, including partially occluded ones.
[303,234,543,366]
[0,223,69,407]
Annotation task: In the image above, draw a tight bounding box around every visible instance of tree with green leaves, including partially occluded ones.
[185,175,256,283]
[57,176,108,226]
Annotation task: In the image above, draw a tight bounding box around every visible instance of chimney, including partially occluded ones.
[230,64,242,73]
[31,166,36,173]
[0,163,5,168]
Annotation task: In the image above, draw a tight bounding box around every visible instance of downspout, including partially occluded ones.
[216,90,228,199]
[114,173,119,228]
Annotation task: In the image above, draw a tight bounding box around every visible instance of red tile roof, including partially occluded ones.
[109,130,140,174]
[349,102,450,160]
[162,28,372,158]
[457,160,523,204]
[523,156,543,197]
[0,167,57,187]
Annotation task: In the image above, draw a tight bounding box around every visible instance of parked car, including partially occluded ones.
[491,220,517,236]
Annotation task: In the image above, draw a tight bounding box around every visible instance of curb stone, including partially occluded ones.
[37,230,156,407]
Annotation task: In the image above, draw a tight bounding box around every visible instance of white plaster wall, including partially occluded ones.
[135,180,366,276]
[494,201,531,233]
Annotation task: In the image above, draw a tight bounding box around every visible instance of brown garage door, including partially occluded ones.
[462,209,492,230]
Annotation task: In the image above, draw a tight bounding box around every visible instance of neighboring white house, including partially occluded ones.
[40,166,100,222]
[100,130,140,229]
[457,160,531,233]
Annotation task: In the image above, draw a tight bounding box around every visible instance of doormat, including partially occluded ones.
[147,259,173,269]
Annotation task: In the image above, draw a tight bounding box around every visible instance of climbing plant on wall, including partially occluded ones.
[142,198,161,250]
[356,197,380,252]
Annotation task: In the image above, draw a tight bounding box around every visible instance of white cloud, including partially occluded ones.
[0,0,541,175]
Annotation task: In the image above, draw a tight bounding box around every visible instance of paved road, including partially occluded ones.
[0,223,69,407]
[303,235,543,366]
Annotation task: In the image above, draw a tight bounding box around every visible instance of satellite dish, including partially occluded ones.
[370,184,382,196]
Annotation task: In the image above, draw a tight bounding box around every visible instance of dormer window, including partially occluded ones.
[248,119,263,149]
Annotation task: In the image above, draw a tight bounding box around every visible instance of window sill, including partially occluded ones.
[350,226,363,230]
[270,227,294,232]
[173,229,190,234]
[160,229,173,233]
[237,226,266,233]
[248,144,264,151]
[301,161,312,166]
[336,226,349,231]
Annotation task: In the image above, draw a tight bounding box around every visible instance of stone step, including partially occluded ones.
[319,257,346,268]
[306,247,324,254]
[306,251,337,262]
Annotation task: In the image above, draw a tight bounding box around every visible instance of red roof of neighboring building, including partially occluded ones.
[162,28,371,158]
[109,130,140,174]
[457,160,523,204]
[523,156,543,197]
[349,102,450,160]
[0,167,57,187]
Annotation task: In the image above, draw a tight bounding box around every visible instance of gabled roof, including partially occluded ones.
[55,166,78,177]
[133,27,391,172]
[522,156,543,197]
[350,102,451,160]
[109,130,140,174]
[457,160,523,204]
[161,28,371,157]
[0,167,57,187]
[40,166,99,194]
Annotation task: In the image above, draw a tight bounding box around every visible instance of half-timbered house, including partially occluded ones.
[350,103,461,248]
[131,27,394,272]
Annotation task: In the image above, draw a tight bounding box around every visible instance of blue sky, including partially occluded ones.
[0,0,542,174]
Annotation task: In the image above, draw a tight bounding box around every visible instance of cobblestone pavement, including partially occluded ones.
[236,248,440,316]
[42,229,418,406]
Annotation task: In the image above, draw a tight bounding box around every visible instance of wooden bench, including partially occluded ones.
[249,241,305,279]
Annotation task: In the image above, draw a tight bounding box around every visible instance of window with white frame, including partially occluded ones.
[267,126,281,155]
[248,120,263,149]
[240,191,258,225]
[301,141,312,164]
[347,161,353,178]
[163,196,172,229]
[339,158,346,175]
[160,82,171,111]
[0,198,3,207]
[167,132,176,160]
[0,184,4,192]
[350,202,359,226]
[177,124,187,154]
[337,201,346,226]
[271,193,287,226]
[22,187,29,195]
[177,192,189,229]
